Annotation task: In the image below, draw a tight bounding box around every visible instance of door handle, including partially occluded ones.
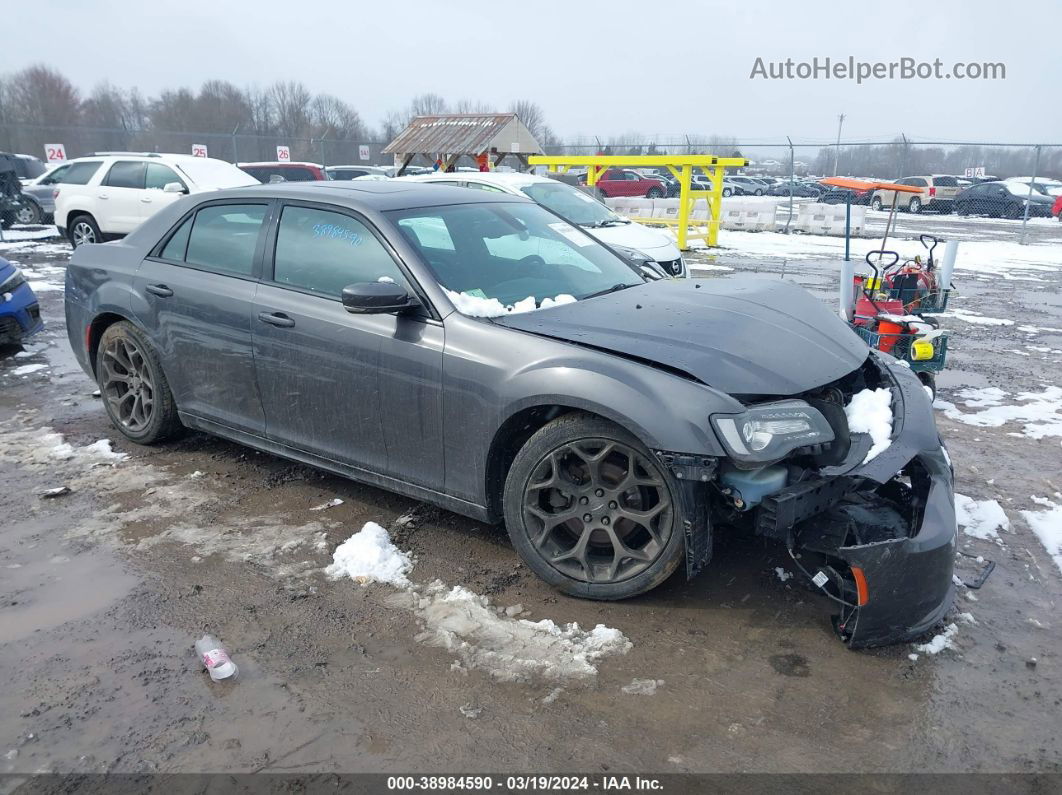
[97,193,109,200]
[258,311,295,328]
[145,284,173,297]
[140,196,153,203]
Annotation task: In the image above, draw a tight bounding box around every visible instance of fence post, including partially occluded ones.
[784,135,795,234]
[1019,144,1041,246]
[231,124,239,164]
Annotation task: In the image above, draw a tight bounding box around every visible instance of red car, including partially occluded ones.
[1053,194,1062,220]
[238,161,329,183]
[589,169,666,199]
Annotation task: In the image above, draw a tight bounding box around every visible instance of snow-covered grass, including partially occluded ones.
[845,388,894,463]
[935,386,1062,439]
[954,493,1009,540]
[325,521,413,587]
[446,289,576,318]
[1020,496,1062,575]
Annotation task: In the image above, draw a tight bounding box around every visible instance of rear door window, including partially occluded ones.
[104,161,146,189]
[184,204,268,276]
[272,205,409,297]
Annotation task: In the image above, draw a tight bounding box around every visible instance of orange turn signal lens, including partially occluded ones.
[851,566,870,606]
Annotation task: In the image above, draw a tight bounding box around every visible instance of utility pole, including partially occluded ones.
[833,113,846,176]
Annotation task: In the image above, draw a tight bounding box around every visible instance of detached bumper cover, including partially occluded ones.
[830,353,956,648]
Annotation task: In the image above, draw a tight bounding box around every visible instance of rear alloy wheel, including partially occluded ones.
[15,201,42,225]
[871,197,883,211]
[97,322,183,444]
[646,187,663,199]
[908,197,922,213]
[722,187,732,197]
[70,215,101,248]
[504,414,684,600]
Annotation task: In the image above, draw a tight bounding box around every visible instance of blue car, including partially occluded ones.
[0,255,43,345]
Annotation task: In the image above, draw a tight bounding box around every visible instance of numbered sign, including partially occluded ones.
[44,144,67,163]
[276,145,291,162]
[192,144,208,158]
[358,144,370,162]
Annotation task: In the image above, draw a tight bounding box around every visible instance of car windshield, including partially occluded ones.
[173,158,259,189]
[519,181,622,227]
[386,202,645,313]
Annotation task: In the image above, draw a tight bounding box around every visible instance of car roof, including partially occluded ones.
[401,171,552,189]
[238,161,323,168]
[203,179,531,212]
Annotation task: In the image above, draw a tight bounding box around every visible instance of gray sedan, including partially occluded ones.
[64,181,956,646]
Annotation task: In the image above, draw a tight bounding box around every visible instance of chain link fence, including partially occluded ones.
[3,122,1060,181]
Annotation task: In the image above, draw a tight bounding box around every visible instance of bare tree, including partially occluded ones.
[454,98,495,114]
[509,99,546,141]
[310,94,367,140]
[6,65,81,127]
[270,80,313,138]
[409,93,448,117]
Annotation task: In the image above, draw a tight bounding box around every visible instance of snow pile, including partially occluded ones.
[845,388,894,463]
[1020,496,1062,575]
[401,581,631,683]
[446,289,576,318]
[8,363,48,376]
[935,386,1062,439]
[915,623,958,655]
[40,432,128,463]
[954,493,1010,540]
[325,521,414,587]
[622,678,663,695]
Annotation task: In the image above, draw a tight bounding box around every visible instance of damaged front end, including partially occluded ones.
[663,350,957,648]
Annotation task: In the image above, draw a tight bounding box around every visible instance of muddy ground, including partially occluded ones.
[1,218,1060,777]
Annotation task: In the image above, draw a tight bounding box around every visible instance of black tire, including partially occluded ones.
[722,187,732,197]
[754,189,764,196]
[68,214,102,248]
[1005,203,1022,220]
[646,187,663,199]
[871,197,883,211]
[14,200,42,225]
[917,372,937,400]
[908,197,922,214]
[503,413,686,600]
[96,321,183,445]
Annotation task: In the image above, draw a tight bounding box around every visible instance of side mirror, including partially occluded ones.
[341,282,420,315]
[163,182,186,194]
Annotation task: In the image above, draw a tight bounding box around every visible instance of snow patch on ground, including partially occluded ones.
[326,522,631,682]
[446,289,576,318]
[942,308,1015,326]
[395,581,631,683]
[915,623,958,655]
[622,678,663,695]
[954,493,1010,540]
[935,386,1062,439]
[325,521,414,587]
[8,363,48,376]
[845,388,894,463]
[1020,496,1062,575]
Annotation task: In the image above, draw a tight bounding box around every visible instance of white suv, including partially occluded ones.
[398,171,686,276]
[54,153,258,247]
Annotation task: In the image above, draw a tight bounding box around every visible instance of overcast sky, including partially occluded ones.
[8,0,1060,145]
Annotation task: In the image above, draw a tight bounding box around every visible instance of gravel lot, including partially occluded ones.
[1,214,1060,776]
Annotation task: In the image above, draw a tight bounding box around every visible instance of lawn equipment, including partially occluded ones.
[845,249,949,396]
[879,234,953,315]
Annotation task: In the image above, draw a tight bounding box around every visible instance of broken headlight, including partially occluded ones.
[712,400,835,465]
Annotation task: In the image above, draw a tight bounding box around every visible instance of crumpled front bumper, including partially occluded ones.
[823,353,957,648]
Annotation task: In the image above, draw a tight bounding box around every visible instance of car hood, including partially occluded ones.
[496,278,869,396]
[587,222,681,260]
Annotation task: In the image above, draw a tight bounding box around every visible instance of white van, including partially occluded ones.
[397,171,686,276]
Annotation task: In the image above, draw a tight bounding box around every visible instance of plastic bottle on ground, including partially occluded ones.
[195,634,238,681]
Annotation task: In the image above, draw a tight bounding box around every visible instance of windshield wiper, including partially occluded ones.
[583,283,637,299]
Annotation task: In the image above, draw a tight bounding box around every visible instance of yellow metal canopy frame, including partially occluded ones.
[527,154,748,249]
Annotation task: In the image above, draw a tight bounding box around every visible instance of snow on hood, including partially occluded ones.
[845,388,894,463]
[446,289,576,318]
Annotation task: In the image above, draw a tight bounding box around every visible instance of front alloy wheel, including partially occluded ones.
[504,414,686,599]
[71,218,99,247]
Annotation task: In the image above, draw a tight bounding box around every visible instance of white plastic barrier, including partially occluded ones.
[794,202,867,236]
[719,198,780,232]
